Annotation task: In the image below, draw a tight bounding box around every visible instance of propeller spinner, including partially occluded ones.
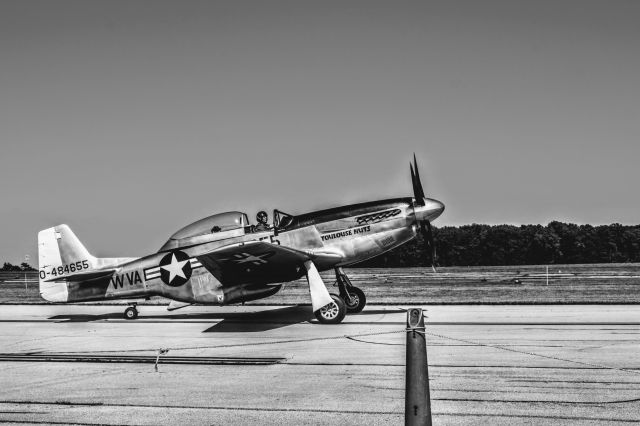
[410,154,444,271]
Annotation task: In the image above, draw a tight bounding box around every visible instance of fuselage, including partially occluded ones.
[43,197,444,305]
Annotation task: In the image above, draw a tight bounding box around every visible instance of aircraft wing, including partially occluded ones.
[194,241,343,286]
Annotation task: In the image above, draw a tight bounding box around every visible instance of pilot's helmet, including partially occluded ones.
[256,210,268,224]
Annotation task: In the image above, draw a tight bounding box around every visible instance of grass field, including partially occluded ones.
[2,263,640,304]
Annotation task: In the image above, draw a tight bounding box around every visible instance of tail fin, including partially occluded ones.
[38,225,97,302]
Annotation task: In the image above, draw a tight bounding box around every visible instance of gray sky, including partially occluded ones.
[1,0,639,263]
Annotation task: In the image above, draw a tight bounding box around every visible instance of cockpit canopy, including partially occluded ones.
[158,209,302,252]
[170,211,248,239]
[159,211,250,252]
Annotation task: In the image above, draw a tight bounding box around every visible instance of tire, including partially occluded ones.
[344,286,366,313]
[124,306,138,320]
[314,294,346,324]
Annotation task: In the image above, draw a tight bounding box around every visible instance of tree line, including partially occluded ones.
[4,222,640,270]
[2,262,36,271]
[358,222,640,267]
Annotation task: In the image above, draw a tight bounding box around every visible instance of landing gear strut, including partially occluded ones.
[335,267,367,313]
[124,304,138,320]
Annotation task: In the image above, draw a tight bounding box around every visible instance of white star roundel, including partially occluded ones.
[159,251,192,287]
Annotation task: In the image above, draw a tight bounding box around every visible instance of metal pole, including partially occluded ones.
[406,308,431,426]
[24,255,30,293]
[546,265,549,286]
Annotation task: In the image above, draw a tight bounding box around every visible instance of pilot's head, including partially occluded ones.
[256,210,268,225]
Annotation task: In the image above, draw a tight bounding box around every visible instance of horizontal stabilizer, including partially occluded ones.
[167,300,194,311]
[43,269,116,283]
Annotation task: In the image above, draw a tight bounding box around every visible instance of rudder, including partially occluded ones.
[38,225,96,301]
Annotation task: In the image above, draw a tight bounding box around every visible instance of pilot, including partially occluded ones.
[254,210,270,232]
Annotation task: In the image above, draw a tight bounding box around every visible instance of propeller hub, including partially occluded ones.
[413,198,445,222]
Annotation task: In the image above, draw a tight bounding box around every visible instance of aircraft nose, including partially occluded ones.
[415,198,445,222]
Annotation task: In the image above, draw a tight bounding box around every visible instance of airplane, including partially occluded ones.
[37,156,444,324]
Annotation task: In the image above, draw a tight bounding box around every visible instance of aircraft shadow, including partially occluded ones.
[201,307,407,332]
[203,305,314,333]
[47,306,399,330]
[49,313,123,322]
[48,305,315,332]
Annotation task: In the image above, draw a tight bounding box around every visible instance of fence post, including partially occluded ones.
[406,308,431,426]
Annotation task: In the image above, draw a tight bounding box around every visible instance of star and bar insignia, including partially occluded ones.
[144,250,203,287]
[225,251,275,266]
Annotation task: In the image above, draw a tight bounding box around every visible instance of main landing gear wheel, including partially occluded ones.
[343,286,366,314]
[314,294,347,324]
[335,267,367,314]
[124,306,138,320]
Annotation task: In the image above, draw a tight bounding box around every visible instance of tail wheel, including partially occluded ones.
[344,286,366,313]
[124,306,138,320]
[314,294,346,324]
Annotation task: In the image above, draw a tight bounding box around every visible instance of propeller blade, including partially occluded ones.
[410,162,415,185]
[420,221,437,272]
[413,153,426,201]
[410,163,425,207]
[411,154,437,271]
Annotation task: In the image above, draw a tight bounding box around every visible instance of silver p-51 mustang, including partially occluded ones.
[38,156,444,324]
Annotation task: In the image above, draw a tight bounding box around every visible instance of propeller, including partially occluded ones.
[410,154,441,272]
[410,154,426,204]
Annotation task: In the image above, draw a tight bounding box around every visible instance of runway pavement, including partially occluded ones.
[0,304,639,425]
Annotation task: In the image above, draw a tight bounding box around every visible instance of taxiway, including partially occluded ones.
[0,304,639,425]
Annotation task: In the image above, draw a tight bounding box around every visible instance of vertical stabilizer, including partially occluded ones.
[38,225,97,302]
